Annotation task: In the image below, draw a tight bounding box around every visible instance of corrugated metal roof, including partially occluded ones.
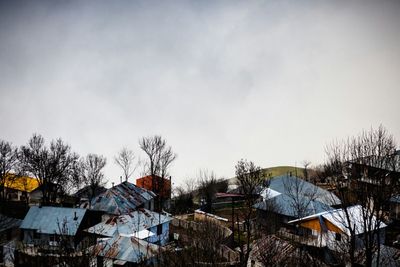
[288,205,387,236]
[92,235,159,263]
[254,193,332,218]
[86,209,172,237]
[269,175,341,206]
[20,206,86,236]
[87,182,156,215]
[255,175,340,218]
[0,214,22,232]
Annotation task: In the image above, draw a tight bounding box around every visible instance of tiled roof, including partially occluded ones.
[87,181,156,215]
[20,206,86,236]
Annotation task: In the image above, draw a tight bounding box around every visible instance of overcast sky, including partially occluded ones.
[0,0,399,187]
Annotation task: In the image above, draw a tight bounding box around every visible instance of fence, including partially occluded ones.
[172,212,240,263]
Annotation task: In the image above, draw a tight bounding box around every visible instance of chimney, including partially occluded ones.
[73,211,78,221]
[112,182,115,187]
[120,176,122,183]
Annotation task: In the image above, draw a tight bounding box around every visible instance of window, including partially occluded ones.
[335,233,342,241]
[157,224,162,235]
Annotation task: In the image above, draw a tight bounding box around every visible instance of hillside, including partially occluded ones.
[228,165,306,185]
[262,166,305,179]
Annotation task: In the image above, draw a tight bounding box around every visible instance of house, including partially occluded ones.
[389,195,400,220]
[86,181,156,214]
[86,208,173,246]
[91,235,160,267]
[19,206,92,249]
[247,234,329,267]
[254,175,340,232]
[74,185,107,205]
[371,245,400,267]
[0,214,21,266]
[288,205,387,252]
[2,174,42,203]
[16,206,103,266]
[136,175,171,210]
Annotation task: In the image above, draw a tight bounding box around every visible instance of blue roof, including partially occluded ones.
[86,209,172,237]
[88,182,156,215]
[269,175,341,206]
[390,195,400,203]
[255,175,339,218]
[20,206,86,236]
[254,193,332,218]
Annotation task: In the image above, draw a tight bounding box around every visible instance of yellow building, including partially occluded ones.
[3,174,41,202]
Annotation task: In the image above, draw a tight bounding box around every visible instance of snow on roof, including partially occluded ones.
[269,175,341,206]
[86,208,172,237]
[260,188,282,200]
[288,205,387,236]
[120,229,155,239]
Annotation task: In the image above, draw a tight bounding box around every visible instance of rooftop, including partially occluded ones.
[86,208,172,237]
[20,206,86,236]
[87,181,156,215]
[4,174,40,193]
[288,205,387,236]
[92,235,160,263]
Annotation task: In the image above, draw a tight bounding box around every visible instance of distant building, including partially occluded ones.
[288,205,387,252]
[2,174,42,203]
[91,235,160,267]
[87,208,172,266]
[254,174,341,232]
[86,181,156,214]
[136,175,171,210]
[86,208,172,246]
[20,206,90,248]
[73,185,107,204]
[17,206,100,266]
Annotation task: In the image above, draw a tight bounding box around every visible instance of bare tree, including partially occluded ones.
[324,125,399,267]
[80,154,107,208]
[172,178,196,215]
[302,160,311,181]
[114,147,137,182]
[0,140,19,201]
[139,135,177,211]
[19,134,80,204]
[17,217,94,267]
[282,175,319,219]
[160,218,228,266]
[197,170,218,213]
[235,159,266,265]
[252,234,325,267]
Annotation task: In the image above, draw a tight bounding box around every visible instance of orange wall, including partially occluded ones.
[300,218,344,234]
[136,175,171,199]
